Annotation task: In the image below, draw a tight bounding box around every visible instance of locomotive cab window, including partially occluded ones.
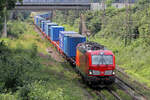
[92,55,113,65]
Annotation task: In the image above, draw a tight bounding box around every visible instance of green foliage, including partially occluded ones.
[137,0,150,7]
[106,0,115,7]
[0,0,23,37]
[13,12,31,21]
[30,43,38,58]
[53,10,82,29]
[66,10,80,26]
[26,81,64,100]
[7,20,28,38]
[0,11,4,33]
[53,11,66,25]
[0,41,40,92]
[0,20,93,100]
[0,93,17,100]
[0,0,22,11]
[84,11,103,34]
[84,3,150,43]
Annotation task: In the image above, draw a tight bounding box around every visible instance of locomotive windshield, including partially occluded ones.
[92,55,113,65]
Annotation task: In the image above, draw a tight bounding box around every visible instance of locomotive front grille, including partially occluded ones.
[104,70,113,75]
[92,70,100,75]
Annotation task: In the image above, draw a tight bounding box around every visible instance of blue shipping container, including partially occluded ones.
[41,21,45,32]
[45,23,57,37]
[50,26,65,41]
[36,16,41,27]
[38,17,45,28]
[38,12,51,19]
[34,16,37,24]
[59,31,77,51]
[64,34,86,57]
[35,16,39,26]
[43,20,50,32]
[41,20,51,32]
[36,16,40,27]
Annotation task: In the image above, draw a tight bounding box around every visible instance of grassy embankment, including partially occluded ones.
[0,20,95,100]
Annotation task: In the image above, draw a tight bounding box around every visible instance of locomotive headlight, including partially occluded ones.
[89,70,93,75]
[112,71,115,75]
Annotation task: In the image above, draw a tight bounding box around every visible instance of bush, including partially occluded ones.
[7,21,27,38]
[0,40,41,93]
[0,93,17,100]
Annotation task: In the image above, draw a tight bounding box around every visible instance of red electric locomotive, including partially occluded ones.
[76,42,115,85]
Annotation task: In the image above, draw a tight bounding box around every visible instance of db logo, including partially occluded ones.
[101,72,104,74]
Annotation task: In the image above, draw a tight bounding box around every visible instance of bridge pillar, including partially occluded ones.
[79,14,91,36]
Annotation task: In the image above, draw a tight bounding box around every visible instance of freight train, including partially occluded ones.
[34,13,116,86]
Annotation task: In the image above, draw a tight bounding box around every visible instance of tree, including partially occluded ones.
[138,0,150,5]
[106,0,115,7]
[0,0,22,37]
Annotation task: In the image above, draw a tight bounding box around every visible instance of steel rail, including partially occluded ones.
[116,77,147,100]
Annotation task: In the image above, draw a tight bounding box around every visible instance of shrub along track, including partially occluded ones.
[34,24,148,100]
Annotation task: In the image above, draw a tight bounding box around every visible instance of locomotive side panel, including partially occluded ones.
[76,48,89,76]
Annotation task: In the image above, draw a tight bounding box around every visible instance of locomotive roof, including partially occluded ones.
[78,41,107,52]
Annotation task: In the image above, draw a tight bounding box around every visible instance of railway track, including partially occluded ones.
[107,88,123,100]
[92,74,147,100]
[94,91,106,100]
[116,67,150,91]
[115,76,147,100]
[116,67,149,100]
[93,87,124,100]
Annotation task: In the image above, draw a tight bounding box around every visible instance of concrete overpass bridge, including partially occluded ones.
[15,0,92,11]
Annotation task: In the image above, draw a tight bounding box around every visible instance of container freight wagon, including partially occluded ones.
[41,20,51,32]
[38,17,45,28]
[76,42,115,85]
[39,13,51,19]
[64,34,86,57]
[59,31,77,51]
[45,23,58,37]
[34,16,39,25]
[50,26,65,41]
[35,16,45,28]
